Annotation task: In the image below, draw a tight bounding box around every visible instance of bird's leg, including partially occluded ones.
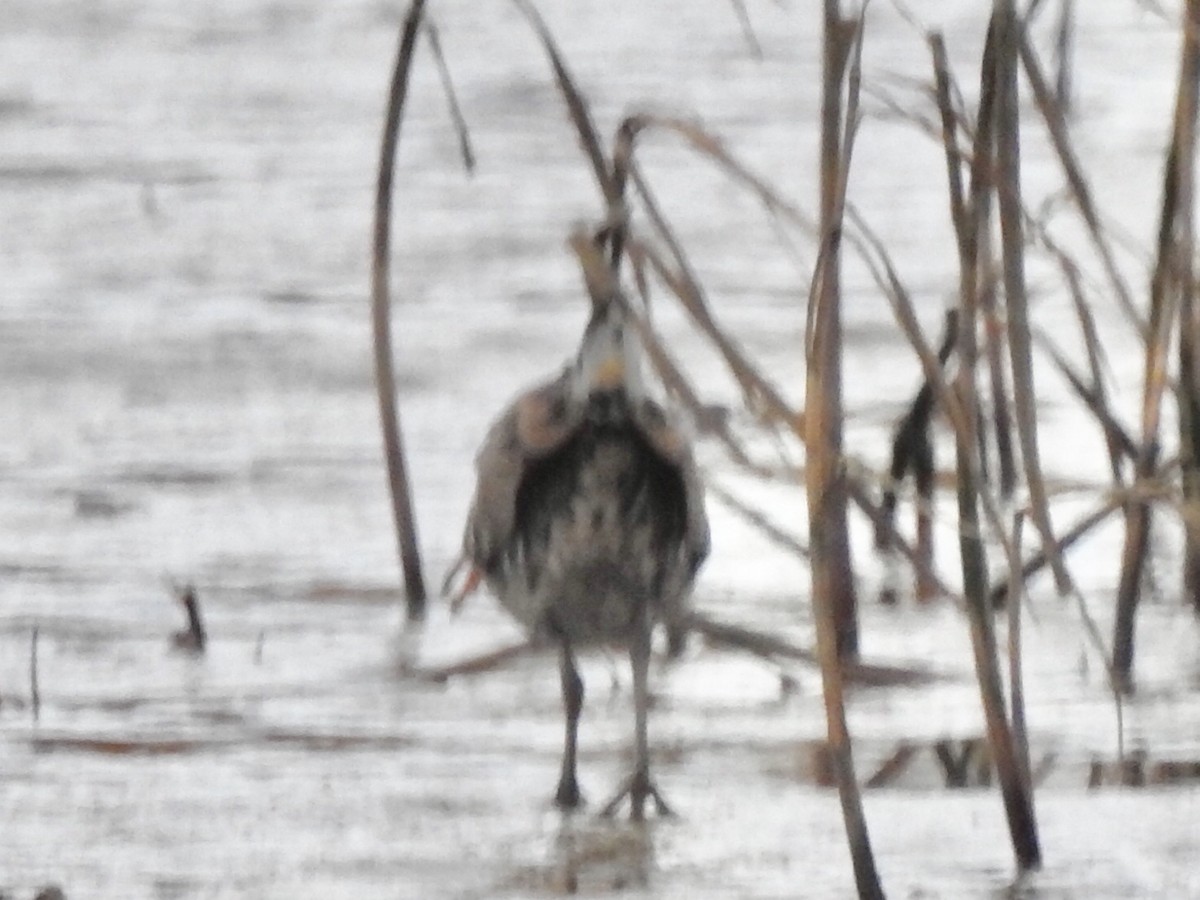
[554,640,585,810]
[601,609,673,820]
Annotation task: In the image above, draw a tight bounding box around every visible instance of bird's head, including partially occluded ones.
[570,298,644,408]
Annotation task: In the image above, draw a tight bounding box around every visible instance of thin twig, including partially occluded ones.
[727,0,765,59]
[708,479,809,558]
[424,21,476,174]
[511,0,618,203]
[1016,22,1144,335]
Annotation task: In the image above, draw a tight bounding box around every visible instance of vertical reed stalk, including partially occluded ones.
[956,9,1042,870]
[372,0,430,622]
[1115,0,1200,684]
[1007,512,1031,788]
[1054,0,1074,116]
[807,5,882,897]
[995,1,1070,595]
[978,211,1018,501]
[808,0,859,664]
[1175,0,1200,615]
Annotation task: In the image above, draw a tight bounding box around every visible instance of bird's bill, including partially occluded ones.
[590,354,626,391]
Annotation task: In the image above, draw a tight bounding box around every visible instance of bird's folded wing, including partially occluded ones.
[634,399,711,567]
[466,370,581,567]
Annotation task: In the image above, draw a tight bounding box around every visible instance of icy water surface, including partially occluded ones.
[3,0,1200,897]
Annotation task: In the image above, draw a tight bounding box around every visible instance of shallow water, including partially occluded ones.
[3,0,1200,897]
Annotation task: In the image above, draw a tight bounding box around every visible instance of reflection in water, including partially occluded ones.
[549,815,656,894]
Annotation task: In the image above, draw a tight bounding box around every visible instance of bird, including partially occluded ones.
[456,288,709,819]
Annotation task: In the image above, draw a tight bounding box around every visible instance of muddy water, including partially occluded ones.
[3,1,1200,897]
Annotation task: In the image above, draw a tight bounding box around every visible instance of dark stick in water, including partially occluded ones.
[30,625,40,724]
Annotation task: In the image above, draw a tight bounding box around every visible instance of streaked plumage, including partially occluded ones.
[460,298,708,817]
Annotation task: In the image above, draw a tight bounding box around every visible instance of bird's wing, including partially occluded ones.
[464,369,582,570]
[633,398,711,569]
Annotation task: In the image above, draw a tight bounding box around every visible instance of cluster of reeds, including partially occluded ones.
[369,0,1200,894]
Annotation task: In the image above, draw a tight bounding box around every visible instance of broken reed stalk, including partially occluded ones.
[423,21,476,173]
[1016,23,1143,335]
[988,493,1129,607]
[629,173,802,431]
[996,3,1070,598]
[179,585,207,653]
[707,479,810,558]
[1037,234,1131,484]
[808,5,881,898]
[1114,0,1200,689]
[1034,332,1138,464]
[372,0,430,622]
[510,0,618,207]
[726,0,764,59]
[30,625,40,724]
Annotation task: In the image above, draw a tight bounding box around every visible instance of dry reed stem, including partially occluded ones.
[987,481,1175,606]
[518,1,814,573]
[1114,0,1200,690]
[626,172,802,430]
[372,0,430,622]
[929,33,968,253]
[848,207,1028,585]
[624,244,769,472]
[962,5,1041,867]
[979,203,1020,500]
[1006,512,1031,790]
[707,479,809,558]
[413,613,937,689]
[1053,0,1074,115]
[424,21,476,174]
[996,3,1070,600]
[808,4,881,896]
[726,0,764,59]
[1033,332,1138,462]
[516,5,808,449]
[846,471,965,605]
[1037,232,1127,484]
[1016,23,1143,335]
[417,640,536,683]
[576,230,778,476]
[620,114,818,234]
[1175,0,1200,614]
[510,0,617,204]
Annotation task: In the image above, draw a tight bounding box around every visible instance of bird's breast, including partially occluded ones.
[491,421,693,642]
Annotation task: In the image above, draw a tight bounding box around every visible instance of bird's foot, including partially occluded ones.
[554,774,585,811]
[599,768,674,820]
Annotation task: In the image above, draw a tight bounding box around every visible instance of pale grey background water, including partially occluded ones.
[2,1,1199,897]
